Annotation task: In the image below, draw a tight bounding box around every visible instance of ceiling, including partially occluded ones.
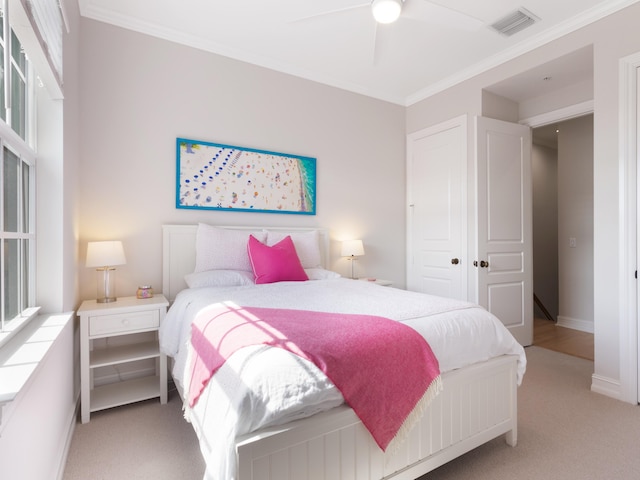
[77,0,639,106]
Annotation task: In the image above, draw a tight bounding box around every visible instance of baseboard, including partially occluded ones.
[591,373,622,400]
[557,315,594,334]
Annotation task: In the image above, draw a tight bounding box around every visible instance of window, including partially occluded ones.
[0,9,37,336]
[0,15,30,141]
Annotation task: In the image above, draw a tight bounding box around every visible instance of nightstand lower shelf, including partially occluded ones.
[90,375,161,413]
[90,341,160,368]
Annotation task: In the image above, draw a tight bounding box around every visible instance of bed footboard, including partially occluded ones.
[235,354,518,480]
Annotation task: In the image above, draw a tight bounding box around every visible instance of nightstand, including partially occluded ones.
[359,278,393,287]
[79,294,169,423]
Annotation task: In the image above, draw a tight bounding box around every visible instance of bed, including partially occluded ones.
[160,224,526,480]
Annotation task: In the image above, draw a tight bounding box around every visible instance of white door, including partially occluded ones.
[407,115,467,300]
[475,116,533,346]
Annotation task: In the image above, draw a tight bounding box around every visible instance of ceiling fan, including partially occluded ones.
[293,0,484,64]
[372,0,413,23]
[294,0,483,28]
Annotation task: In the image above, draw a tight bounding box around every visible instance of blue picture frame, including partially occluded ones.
[176,138,316,215]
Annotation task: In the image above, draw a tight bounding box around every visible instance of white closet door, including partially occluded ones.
[637,65,640,402]
[406,115,467,300]
[475,116,533,346]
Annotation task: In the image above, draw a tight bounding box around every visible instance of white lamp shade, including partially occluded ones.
[371,0,402,24]
[341,239,365,257]
[86,241,127,267]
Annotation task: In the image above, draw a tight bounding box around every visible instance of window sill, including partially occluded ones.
[0,312,73,427]
[0,307,42,349]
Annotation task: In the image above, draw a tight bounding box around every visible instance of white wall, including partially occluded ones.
[36,87,65,312]
[0,316,75,480]
[0,0,83,478]
[407,2,640,398]
[77,19,406,298]
[557,115,594,332]
[532,142,559,321]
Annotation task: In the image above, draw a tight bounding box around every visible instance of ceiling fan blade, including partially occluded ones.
[371,21,397,66]
[290,2,369,23]
[403,0,484,31]
[372,22,381,66]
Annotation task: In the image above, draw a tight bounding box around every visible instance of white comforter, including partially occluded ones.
[159,278,526,480]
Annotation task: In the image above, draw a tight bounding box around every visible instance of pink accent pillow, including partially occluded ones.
[247,235,309,284]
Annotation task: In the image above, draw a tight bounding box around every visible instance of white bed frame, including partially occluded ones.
[162,224,518,480]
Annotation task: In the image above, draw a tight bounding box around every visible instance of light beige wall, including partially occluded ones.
[77,19,406,298]
[520,78,593,120]
[407,2,640,390]
[63,0,82,312]
[74,3,640,398]
[557,115,594,331]
[481,90,519,123]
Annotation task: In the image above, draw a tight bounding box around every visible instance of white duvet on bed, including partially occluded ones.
[159,278,526,480]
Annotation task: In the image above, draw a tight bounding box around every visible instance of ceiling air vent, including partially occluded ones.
[490,8,540,37]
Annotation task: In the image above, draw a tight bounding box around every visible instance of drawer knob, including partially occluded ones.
[122,318,130,326]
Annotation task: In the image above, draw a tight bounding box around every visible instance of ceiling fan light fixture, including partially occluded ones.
[371,0,402,24]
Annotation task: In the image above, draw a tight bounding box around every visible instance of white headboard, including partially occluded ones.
[162,224,330,302]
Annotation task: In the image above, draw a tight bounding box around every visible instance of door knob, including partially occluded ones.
[451,258,459,265]
[473,260,478,267]
[480,260,489,268]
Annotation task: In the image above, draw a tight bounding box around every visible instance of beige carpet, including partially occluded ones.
[63,347,640,479]
[419,346,640,480]
[62,386,205,479]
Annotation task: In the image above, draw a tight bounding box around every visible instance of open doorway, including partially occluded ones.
[481,45,595,361]
[532,114,594,361]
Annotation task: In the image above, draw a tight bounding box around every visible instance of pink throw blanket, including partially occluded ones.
[188,302,441,451]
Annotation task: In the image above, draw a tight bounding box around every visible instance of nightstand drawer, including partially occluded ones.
[89,309,159,336]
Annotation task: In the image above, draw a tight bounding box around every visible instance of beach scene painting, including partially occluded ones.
[176,138,316,215]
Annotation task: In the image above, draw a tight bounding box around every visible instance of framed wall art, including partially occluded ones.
[176,138,316,215]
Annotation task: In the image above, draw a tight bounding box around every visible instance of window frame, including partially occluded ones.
[0,119,38,343]
[0,9,38,345]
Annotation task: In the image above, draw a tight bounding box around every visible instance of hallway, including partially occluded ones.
[533,317,594,361]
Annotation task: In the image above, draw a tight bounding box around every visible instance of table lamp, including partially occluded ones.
[341,239,365,279]
[86,240,127,303]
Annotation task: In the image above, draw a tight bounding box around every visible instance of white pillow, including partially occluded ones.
[194,224,266,272]
[265,230,322,269]
[304,268,340,280]
[184,269,255,288]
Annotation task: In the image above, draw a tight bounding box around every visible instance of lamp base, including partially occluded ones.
[97,297,117,303]
[96,266,118,304]
[348,256,358,280]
